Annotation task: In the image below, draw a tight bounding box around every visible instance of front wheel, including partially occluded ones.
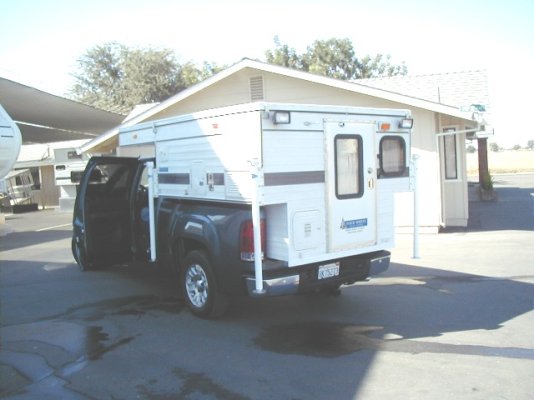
[72,237,91,271]
[181,250,229,318]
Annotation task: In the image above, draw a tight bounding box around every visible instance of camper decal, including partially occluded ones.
[340,218,368,232]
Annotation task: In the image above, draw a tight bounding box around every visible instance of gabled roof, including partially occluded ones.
[356,70,490,110]
[0,77,125,143]
[80,58,479,154]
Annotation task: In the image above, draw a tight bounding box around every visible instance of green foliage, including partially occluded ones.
[264,36,301,69]
[70,42,224,114]
[466,145,476,153]
[527,140,534,150]
[265,37,407,80]
[72,37,407,114]
[489,142,500,152]
[480,172,494,190]
[359,53,408,79]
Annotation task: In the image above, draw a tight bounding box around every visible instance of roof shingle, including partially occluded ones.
[355,70,490,110]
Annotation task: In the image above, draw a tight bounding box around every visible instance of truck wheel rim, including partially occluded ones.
[185,264,209,308]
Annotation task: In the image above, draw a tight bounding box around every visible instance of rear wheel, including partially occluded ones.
[181,250,228,318]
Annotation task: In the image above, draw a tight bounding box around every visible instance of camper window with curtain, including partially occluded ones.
[335,135,363,199]
[379,136,406,177]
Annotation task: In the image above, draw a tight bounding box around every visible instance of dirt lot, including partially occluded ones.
[467,149,534,175]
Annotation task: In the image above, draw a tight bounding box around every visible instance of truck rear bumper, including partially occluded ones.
[245,250,390,297]
[246,275,300,297]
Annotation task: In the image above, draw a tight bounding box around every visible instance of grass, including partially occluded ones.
[466,149,534,175]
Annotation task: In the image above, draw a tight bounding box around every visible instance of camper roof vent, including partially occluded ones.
[249,76,264,101]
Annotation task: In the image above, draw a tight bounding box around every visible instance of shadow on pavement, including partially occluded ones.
[0,230,72,252]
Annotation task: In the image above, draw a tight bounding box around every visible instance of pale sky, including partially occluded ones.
[1,0,533,146]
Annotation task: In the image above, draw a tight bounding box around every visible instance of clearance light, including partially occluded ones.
[272,111,291,124]
[400,118,414,129]
[380,122,391,131]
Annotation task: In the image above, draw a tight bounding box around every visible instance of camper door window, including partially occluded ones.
[334,135,363,199]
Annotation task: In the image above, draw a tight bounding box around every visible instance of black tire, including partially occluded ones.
[181,250,229,318]
[72,237,91,271]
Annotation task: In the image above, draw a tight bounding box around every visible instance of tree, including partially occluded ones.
[265,37,407,80]
[359,54,408,79]
[302,38,360,80]
[527,140,534,150]
[265,36,301,69]
[489,142,500,152]
[466,145,476,153]
[70,42,218,114]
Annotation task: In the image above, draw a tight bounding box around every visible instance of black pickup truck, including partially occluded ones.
[72,156,389,318]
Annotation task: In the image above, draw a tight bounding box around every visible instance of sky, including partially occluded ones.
[1,0,534,147]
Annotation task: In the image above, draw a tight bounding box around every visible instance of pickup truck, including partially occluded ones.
[72,156,390,318]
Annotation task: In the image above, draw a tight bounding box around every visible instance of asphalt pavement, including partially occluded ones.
[0,173,533,399]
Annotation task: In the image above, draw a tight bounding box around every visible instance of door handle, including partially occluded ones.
[368,178,375,189]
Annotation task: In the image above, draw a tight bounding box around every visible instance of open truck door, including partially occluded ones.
[72,156,151,270]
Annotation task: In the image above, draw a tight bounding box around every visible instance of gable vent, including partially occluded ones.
[249,76,264,101]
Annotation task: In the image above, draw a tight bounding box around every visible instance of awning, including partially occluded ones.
[0,77,125,143]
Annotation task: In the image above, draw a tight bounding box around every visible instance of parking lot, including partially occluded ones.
[1,174,533,399]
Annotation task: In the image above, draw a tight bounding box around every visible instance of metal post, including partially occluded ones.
[250,159,265,294]
[411,154,420,259]
[146,161,157,262]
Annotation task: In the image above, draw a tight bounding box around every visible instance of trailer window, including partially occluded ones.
[379,136,407,177]
[335,135,363,199]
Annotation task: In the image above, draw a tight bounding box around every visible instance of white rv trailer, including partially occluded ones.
[0,104,22,179]
[119,102,412,292]
[54,147,89,186]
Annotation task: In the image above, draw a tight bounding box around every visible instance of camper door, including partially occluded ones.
[324,121,377,252]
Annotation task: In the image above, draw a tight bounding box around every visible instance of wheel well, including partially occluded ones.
[177,238,209,267]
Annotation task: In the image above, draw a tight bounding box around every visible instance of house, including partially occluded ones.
[78,59,491,231]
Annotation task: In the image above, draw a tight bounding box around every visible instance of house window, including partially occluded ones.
[379,136,406,177]
[443,128,458,180]
[335,135,363,199]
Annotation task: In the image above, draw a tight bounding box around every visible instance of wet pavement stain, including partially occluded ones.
[134,368,252,400]
[84,326,136,361]
[255,321,534,360]
[1,322,138,397]
[254,321,383,358]
[172,368,251,400]
[40,295,184,322]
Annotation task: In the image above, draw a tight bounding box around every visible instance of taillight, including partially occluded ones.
[240,219,266,262]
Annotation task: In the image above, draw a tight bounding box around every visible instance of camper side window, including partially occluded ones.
[379,136,407,177]
[335,135,363,199]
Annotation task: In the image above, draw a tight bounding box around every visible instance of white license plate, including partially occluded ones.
[318,263,340,280]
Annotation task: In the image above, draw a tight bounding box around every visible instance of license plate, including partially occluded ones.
[318,263,340,280]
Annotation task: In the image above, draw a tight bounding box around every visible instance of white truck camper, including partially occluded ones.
[119,102,412,295]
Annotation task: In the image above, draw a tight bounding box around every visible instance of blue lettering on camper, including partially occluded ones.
[340,218,368,230]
